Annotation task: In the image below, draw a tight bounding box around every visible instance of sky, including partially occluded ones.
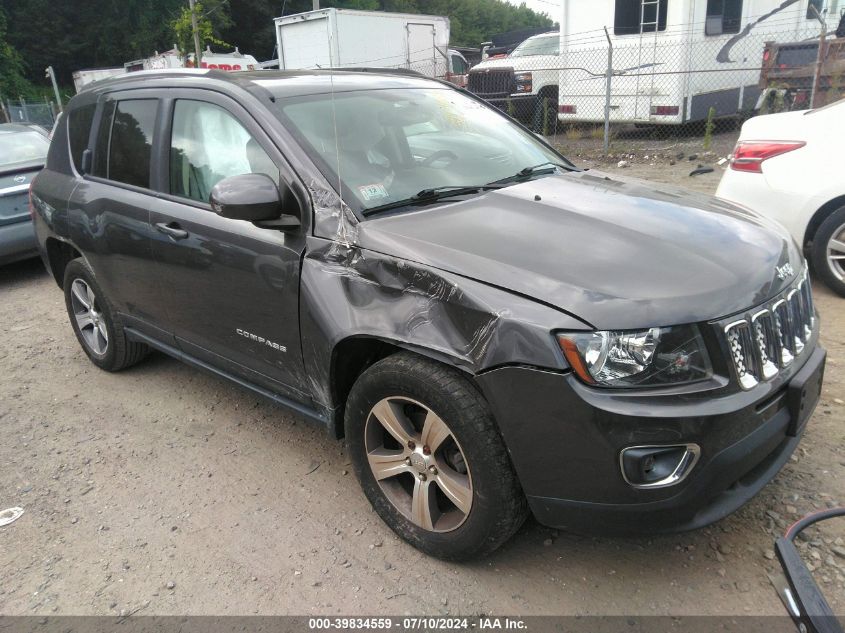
[504,0,562,22]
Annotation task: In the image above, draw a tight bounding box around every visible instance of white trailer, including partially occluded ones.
[274,8,450,79]
[72,68,124,93]
[124,47,259,73]
[557,0,839,124]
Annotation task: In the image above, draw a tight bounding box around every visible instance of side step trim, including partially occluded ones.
[125,327,330,427]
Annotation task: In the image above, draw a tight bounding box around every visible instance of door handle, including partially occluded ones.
[155,222,189,240]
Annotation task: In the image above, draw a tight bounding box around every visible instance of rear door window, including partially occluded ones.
[93,99,158,189]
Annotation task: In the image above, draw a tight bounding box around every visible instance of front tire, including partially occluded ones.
[811,206,845,297]
[345,352,527,560]
[63,259,149,371]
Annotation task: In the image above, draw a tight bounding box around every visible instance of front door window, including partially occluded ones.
[169,99,279,203]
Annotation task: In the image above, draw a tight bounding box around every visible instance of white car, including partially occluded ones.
[717,99,845,297]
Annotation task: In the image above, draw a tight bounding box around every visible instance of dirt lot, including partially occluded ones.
[1,158,844,618]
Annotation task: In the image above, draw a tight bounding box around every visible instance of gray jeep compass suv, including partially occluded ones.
[30,69,826,560]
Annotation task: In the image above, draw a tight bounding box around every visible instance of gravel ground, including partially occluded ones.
[1,162,844,618]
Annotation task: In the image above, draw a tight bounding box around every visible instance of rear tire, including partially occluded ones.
[63,259,149,371]
[811,206,845,298]
[345,352,527,560]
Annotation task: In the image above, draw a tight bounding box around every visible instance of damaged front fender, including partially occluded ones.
[299,234,590,424]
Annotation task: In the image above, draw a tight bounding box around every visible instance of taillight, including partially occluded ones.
[558,105,577,114]
[650,105,680,116]
[763,49,770,63]
[730,141,806,173]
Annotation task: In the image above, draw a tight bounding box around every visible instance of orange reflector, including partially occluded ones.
[557,336,596,385]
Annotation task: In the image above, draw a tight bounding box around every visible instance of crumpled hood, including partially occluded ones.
[356,171,804,330]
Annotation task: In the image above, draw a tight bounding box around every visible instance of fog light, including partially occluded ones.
[619,444,700,489]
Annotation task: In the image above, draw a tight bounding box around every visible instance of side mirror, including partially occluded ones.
[209,173,300,228]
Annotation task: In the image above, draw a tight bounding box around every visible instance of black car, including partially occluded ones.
[30,69,826,560]
[0,123,50,265]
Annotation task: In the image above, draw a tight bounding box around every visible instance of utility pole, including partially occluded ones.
[45,66,62,113]
[603,27,613,155]
[189,0,202,67]
[312,0,319,10]
[809,3,827,109]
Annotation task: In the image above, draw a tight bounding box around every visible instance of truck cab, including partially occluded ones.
[467,31,559,132]
[446,49,470,88]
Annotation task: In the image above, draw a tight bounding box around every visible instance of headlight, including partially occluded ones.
[557,325,712,388]
[514,72,532,92]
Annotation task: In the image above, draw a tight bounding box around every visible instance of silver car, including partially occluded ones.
[0,123,50,265]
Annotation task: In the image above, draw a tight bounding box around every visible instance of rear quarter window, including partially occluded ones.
[68,103,96,174]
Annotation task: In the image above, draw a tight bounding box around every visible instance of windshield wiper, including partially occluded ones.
[362,184,503,217]
[490,161,572,186]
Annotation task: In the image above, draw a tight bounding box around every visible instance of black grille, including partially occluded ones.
[467,69,515,97]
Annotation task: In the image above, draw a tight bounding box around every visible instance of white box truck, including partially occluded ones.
[274,8,450,79]
[557,0,833,125]
[72,68,125,93]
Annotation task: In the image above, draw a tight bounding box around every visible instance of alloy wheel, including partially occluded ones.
[70,279,109,356]
[364,397,473,532]
[827,223,845,282]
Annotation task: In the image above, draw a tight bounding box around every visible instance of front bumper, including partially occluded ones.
[473,93,537,119]
[476,343,826,534]
[0,218,38,266]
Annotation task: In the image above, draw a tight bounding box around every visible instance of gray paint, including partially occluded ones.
[28,70,821,530]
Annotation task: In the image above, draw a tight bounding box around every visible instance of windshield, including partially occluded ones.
[510,35,559,58]
[275,87,567,214]
[0,129,49,168]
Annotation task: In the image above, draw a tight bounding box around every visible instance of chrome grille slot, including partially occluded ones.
[772,299,794,367]
[799,277,814,337]
[725,320,759,391]
[751,310,779,380]
[719,269,815,390]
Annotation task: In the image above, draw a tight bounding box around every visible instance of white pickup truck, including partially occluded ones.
[466,31,559,132]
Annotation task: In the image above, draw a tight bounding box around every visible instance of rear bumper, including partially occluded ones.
[0,218,38,266]
[477,343,825,534]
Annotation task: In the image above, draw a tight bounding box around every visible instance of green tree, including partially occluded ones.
[0,0,554,87]
[171,0,232,60]
[0,6,30,100]
[220,0,554,60]
[1,0,186,86]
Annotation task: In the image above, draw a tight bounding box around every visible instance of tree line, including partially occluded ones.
[0,0,553,100]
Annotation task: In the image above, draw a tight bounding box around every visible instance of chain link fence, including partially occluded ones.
[1,98,57,129]
[459,5,845,166]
